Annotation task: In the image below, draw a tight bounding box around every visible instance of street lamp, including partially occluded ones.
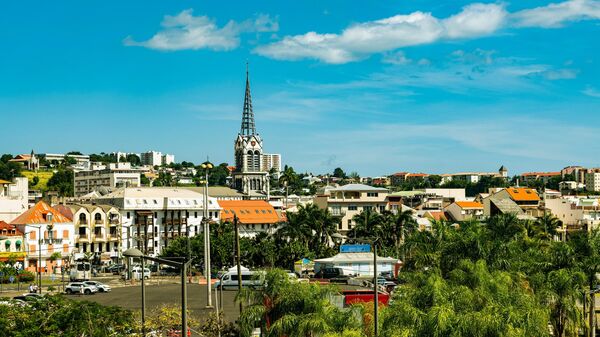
[332,233,380,337]
[200,161,213,308]
[123,248,192,337]
[584,287,600,337]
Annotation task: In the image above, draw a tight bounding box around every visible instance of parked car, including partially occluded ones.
[65,282,98,295]
[314,267,353,283]
[84,281,111,292]
[159,266,180,276]
[106,264,125,275]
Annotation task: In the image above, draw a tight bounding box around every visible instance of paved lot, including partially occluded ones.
[70,283,242,323]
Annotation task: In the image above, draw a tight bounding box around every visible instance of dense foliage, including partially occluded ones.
[0,295,135,336]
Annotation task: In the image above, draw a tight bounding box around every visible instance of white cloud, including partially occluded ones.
[382,51,411,65]
[443,3,507,38]
[583,86,600,97]
[124,9,278,51]
[254,3,506,63]
[512,0,600,28]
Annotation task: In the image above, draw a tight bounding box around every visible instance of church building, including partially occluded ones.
[231,66,270,198]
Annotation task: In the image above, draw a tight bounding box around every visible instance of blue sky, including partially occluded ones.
[1,0,599,176]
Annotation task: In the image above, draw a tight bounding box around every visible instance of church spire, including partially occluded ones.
[240,62,256,136]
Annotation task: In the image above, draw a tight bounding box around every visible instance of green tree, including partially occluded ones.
[0,161,22,181]
[47,169,74,197]
[333,167,346,179]
[0,154,13,163]
[31,176,40,187]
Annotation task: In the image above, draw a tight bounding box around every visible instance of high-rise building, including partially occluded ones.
[231,65,270,197]
[140,151,163,166]
[262,153,281,179]
[162,154,175,166]
[585,172,600,192]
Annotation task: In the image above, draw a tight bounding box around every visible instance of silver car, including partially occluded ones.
[84,281,111,292]
[65,282,98,295]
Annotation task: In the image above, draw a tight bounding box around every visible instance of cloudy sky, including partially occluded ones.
[1,0,599,176]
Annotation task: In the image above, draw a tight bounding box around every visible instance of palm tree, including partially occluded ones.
[535,213,562,240]
[390,209,417,261]
[541,268,586,337]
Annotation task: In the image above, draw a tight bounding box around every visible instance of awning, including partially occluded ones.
[15,240,21,245]
[136,210,153,216]
[4,240,10,246]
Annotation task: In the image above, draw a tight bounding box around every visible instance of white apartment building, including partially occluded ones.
[262,153,281,178]
[585,172,600,192]
[140,151,175,167]
[42,153,90,168]
[162,154,175,166]
[140,151,163,166]
[314,184,389,232]
[74,162,141,197]
[93,187,221,256]
[0,177,28,222]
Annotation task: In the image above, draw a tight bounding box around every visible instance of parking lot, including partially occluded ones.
[70,283,242,323]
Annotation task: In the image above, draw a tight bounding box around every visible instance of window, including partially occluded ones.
[338,223,342,230]
[331,206,342,216]
[363,206,372,212]
[348,205,357,211]
[153,199,158,204]
[379,205,386,212]
[195,212,198,218]
[79,228,86,235]
[127,212,130,219]
[367,192,379,197]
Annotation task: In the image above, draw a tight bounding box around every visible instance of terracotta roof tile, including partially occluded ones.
[10,201,72,225]
[455,201,484,209]
[218,200,282,224]
[0,221,23,236]
[505,188,540,202]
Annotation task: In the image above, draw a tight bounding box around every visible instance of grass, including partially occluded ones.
[21,170,54,191]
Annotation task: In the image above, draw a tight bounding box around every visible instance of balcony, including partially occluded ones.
[94,219,104,225]
[107,234,119,241]
[109,218,119,225]
[42,238,63,244]
[78,220,89,225]
[77,235,89,242]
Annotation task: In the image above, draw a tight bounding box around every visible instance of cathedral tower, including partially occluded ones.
[232,64,270,197]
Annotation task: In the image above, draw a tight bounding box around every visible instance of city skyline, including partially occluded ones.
[1,1,599,176]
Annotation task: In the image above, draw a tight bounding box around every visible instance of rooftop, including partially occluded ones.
[11,201,72,225]
[455,201,484,209]
[329,184,388,192]
[505,187,541,202]
[218,200,281,224]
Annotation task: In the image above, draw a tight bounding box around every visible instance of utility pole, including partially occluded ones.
[373,241,378,337]
[234,215,243,314]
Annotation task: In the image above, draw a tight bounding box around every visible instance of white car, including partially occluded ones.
[65,282,98,295]
[121,267,151,280]
[84,281,111,292]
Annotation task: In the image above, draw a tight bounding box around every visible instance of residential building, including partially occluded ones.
[483,187,540,218]
[0,177,28,222]
[162,154,175,166]
[140,151,163,167]
[314,184,388,232]
[231,67,270,197]
[93,187,221,256]
[445,201,484,221]
[42,153,90,168]
[261,153,281,179]
[0,220,26,264]
[56,204,122,264]
[585,171,600,192]
[520,172,561,185]
[420,188,466,202]
[74,162,142,197]
[561,166,586,183]
[218,200,284,237]
[11,201,75,273]
[389,172,429,186]
[386,191,444,211]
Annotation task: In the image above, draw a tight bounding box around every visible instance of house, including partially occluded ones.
[314,184,389,233]
[218,200,283,237]
[0,220,26,263]
[482,187,540,218]
[8,151,39,170]
[11,201,75,273]
[445,201,484,221]
[389,172,429,186]
[386,191,443,211]
[0,177,28,222]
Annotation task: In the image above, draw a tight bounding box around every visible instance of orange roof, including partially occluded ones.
[520,172,561,177]
[0,221,22,236]
[505,188,540,202]
[407,173,429,177]
[0,179,12,185]
[455,201,484,209]
[218,200,281,224]
[10,201,72,225]
[392,172,408,176]
[426,211,447,221]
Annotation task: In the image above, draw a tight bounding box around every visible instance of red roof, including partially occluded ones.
[10,201,72,225]
[0,221,22,236]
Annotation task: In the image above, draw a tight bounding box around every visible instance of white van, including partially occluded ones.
[215,270,263,290]
[121,267,151,280]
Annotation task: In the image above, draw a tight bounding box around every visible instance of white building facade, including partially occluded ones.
[585,172,600,192]
[0,177,28,222]
[94,187,221,257]
[74,162,141,197]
